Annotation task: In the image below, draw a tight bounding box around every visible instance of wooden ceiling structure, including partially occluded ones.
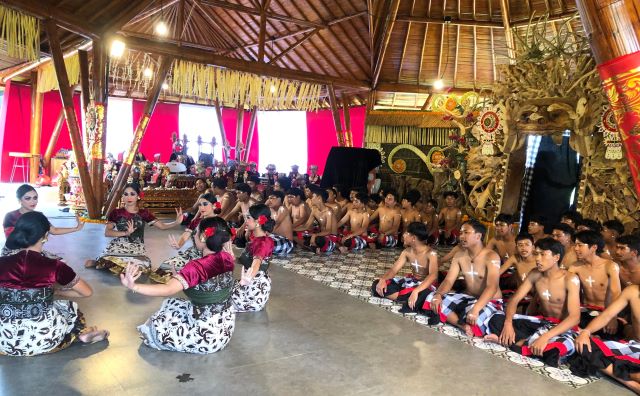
[0,0,584,110]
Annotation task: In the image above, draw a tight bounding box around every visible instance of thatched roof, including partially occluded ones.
[0,0,583,109]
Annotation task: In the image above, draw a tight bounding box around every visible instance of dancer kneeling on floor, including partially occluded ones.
[86,183,182,282]
[0,212,108,356]
[232,204,275,312]
[425,220,503,335]
[484,238,581,367]
[372,222,438,312]
[120,217,236,354]
[571,284,640,393]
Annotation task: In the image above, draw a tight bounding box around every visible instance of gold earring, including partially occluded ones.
[41,238,48,244]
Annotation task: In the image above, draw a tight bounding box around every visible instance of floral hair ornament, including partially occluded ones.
[138,192,145,199]
[230,227,237,240]
[204,227,216,238]
[214,202,222,209]
[257,215,268,225]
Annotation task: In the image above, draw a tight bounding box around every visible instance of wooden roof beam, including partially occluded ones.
[511,11,578,27]
[222,11,366,54]
[269,28,318,65]
[115,33,370,89]
[371,0,401,89]
[2,0,99,39]
[102,0,156,36]
[125,0,181,26]
[397,15,503,28]
[376,81,471,94]
[200,0,325,28]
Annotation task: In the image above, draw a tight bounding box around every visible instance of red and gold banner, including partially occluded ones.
[598,51,640,197]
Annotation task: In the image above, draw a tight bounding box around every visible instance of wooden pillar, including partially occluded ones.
[44,109,65,174]
[104,56,173,216]
[29,71,43,183]
[575,0,640,197]
[243,106,259,162]
[498,146,526,215]
[78,50,91,112]
[45,19,98,217]
[342,95,352,147]
[235,105,244,161]
[90,39,109,211]
[327,84,344,146]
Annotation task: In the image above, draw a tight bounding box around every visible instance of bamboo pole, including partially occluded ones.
[327,84,344,146]
[235,105,245,161]
[45,19,99,217]
[243,106,259,162]
[214,100,229,163]
[44,109,65,173]
[342,95,352,147]
[29,71,43,183]
[103,56,173,216]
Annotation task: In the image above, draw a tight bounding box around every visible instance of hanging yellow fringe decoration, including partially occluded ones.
[171,60,322,111]
[0,5,39,61]
[37,52,80,93]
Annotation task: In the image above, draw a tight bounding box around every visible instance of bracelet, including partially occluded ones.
[131,285,138,293]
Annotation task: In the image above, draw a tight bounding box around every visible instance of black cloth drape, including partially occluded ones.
[320,147,382,190]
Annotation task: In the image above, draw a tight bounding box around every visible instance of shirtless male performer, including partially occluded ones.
[287,188,311,235]
[299,187,339,254]
[438,191,462,246]
[572,284,640,393]
[224,183,255,224]
[602,219,625,261]
[570,230,623,338]
[425,220,503,336]
[486,213,517,262]
[372,222,439,311]
[617,235,640,287]
[551,223,578,269]
[211,177,236,219]
[527,215,550,243]
[337,192,370,253]
[369,190,402,249]
[246,175,264,203]
[485,238,581,367]
[499,233,537,292]
[400,190,422,234]
[266,190,294,256]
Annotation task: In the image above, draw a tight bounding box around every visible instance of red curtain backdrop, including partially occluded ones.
[132,100,179,162]
[0,87,365,182]
[221,108,259,165]
[0,82,81,182]
[306,106,365,175]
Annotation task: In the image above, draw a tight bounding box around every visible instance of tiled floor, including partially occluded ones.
[0,185,632,395]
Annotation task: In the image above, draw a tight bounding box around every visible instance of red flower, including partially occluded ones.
[257,215,268,225]
[204,227,216,238]
[214,202,222,209]
[139,192,145,199]
[230,227,237,240]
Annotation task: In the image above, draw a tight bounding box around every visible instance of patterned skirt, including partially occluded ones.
[231,271,271,312]
[1,247,62,260]
[95,237,152,275]
[0,300,85,356]
[158,246,202,273]
[137,298,235,354]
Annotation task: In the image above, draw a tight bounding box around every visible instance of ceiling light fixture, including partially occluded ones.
[110,40,126,58]
[433,79,444,90]
[144,67,153,78]
[162,82,169,90]
[155,21,168,37]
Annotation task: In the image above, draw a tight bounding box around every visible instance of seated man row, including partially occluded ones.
[372,218,640,391]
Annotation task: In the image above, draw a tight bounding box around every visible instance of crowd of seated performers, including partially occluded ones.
[365,198,640,392]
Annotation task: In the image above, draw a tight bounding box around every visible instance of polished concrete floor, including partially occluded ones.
[0,186,633,395]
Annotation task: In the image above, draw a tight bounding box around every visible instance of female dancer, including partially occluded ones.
[120,217,235,354]
[0,212,107,356]
[3,184,84,256]
[155,193,221,282]
[233,203,275,312]
[85,184,182,282]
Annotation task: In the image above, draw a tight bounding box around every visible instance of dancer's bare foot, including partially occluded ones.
[84,259,97,268]
[463,324,475,337]
[484,334,500,343]
[79,328,109,344]
[338,246,348,254]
